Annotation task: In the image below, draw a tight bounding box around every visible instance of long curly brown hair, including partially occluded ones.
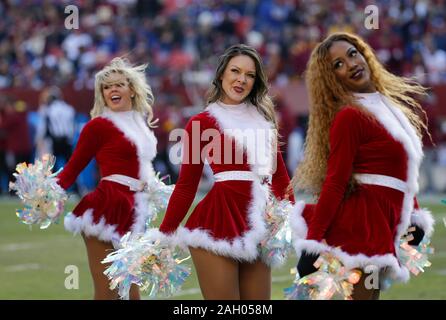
[291,32,428,195]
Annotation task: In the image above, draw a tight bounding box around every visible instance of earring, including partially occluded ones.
[131,95,135,98]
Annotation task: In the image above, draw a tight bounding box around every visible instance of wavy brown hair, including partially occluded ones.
[291,32,428,195]
[206,44,278,130]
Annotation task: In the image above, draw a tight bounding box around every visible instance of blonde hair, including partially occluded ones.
[291,32,428,195]
[91,57,157,127]
[206,44,279,130]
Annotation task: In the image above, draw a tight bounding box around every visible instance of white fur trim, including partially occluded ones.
[287,95,426,287]
[168,104,275,262]
[170,180,270,261]
[64,210,121,247]
[356,94,425,279]
[101,109,158,228]
[206,102,276,176]
[289,201,411,286]
[411,208,435,237]
[289,200,307,241]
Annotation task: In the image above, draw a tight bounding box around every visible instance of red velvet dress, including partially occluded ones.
[57,109,157,246]
[159,102,294,261]
[291,92,434,286]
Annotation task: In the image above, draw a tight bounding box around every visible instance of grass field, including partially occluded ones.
[0,197,445,300]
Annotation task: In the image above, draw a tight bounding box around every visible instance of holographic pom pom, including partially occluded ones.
[260,198,294,268]
[8,154,67,229]
[145,173,175,222]
[284,252,362,300]
[399,231,434,276]
[102,229,191,300]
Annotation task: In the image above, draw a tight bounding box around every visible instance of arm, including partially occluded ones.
[307,108,363,241]
[271,147,295,203]
[159,116,207,234]
[57,120,102,190]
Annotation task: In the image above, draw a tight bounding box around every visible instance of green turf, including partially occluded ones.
[0,198,445,300]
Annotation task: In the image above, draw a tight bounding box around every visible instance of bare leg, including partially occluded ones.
[351,271,380,300]
[82,234,140,300]
[239,259,271,300]
[189,247,240,300]
[129,284,141,300]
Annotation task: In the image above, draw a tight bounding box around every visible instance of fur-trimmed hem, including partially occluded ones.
[288,201,410,287]
[293,238,410,286]
[411,208,435,237]
[170,226,260,261]
[64,209,146,249]
[169,106,275,263]
[167,179,270,262]
[64,210,120,245]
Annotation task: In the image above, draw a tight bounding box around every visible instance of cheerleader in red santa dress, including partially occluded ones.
[158,44,294,300]
[289,33,435,300]
[56,58,163,300]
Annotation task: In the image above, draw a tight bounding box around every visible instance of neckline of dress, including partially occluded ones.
[353,91,381,100]
[216,100,248,110]
[103,108,136,117]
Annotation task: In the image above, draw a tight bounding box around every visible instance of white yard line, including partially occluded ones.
[435,269,446,276]
[4,263,41,272]
[0,242,41,251]
[0,236,77,252]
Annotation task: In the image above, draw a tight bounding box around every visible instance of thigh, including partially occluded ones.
[351,270,380,300]
[82,234,119,299]
[189,246,240,300]
[239,259,271,300]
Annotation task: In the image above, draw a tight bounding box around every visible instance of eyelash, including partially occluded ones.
[334,50,358,69]
[104,83,125,89]
[231,69,255,78]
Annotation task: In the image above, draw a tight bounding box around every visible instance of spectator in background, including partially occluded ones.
[420,35,446,84]
[0,97,32,191]
[286,115,307,176]
[152,100,182,183]
[0,100,8,194]
[35,86,76,170]
[419,92,439,193]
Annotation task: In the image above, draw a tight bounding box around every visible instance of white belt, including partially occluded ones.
[354,173,408,193]
[102,174,147,192]
[214,171,272,185]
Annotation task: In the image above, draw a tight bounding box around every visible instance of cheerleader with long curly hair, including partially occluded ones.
[289,32,435,300]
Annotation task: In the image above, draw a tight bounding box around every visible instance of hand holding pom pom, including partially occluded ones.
[399,229,434,276]
[284,251,361,300]
[9,154,67,229]
[102,228,191,300]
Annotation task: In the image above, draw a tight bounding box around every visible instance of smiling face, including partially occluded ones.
[328,40,376,93]
[102,72,135,112]
[220,54,256,105]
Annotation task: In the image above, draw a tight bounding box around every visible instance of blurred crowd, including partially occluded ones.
[1,0,446,195]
